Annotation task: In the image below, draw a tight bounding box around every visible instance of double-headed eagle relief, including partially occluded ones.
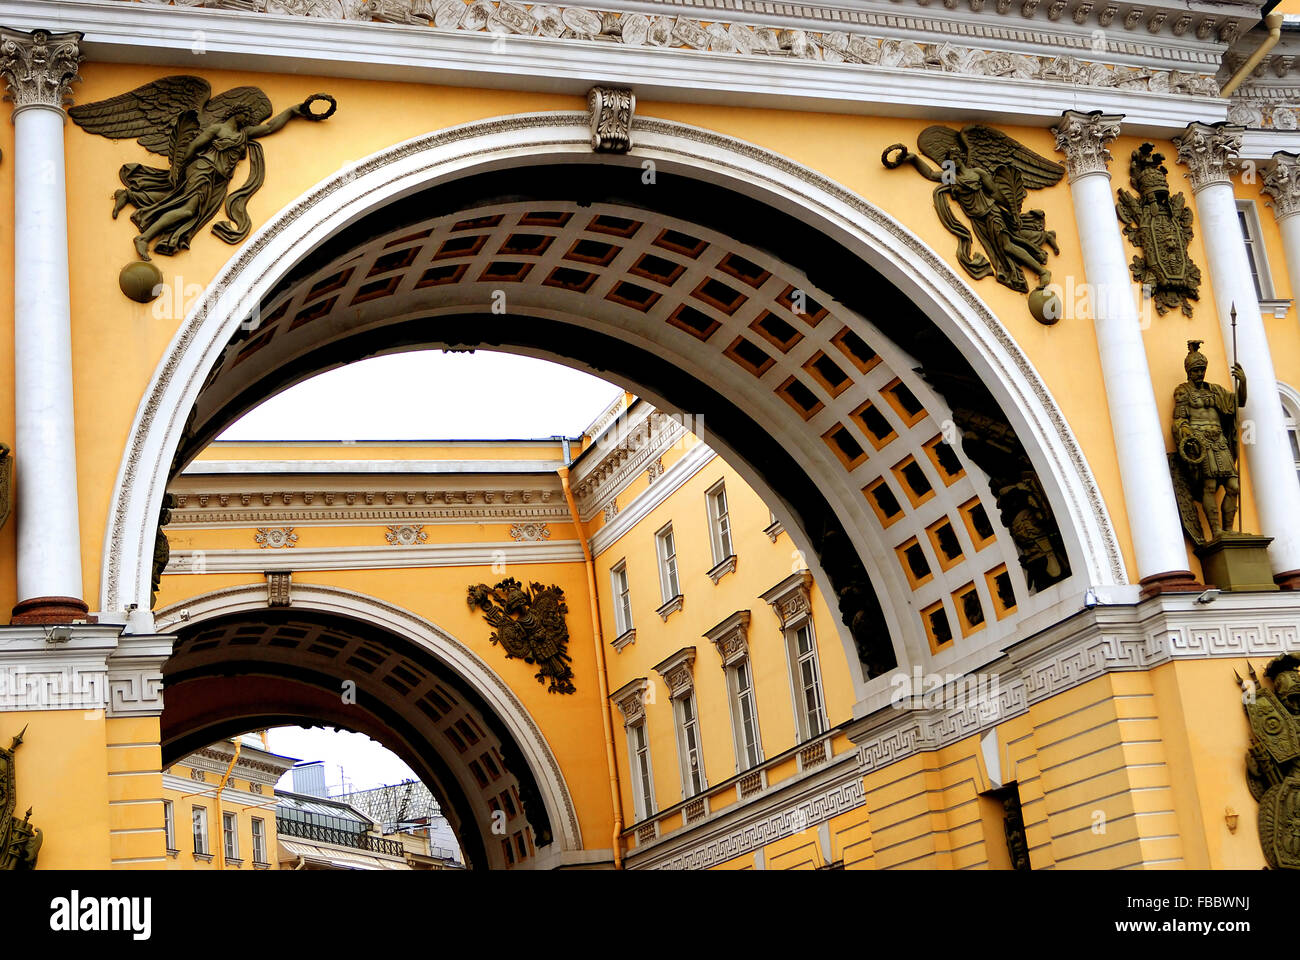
[1116,143,1200,317]
[883,125,1065,324]
[68,76,336,301]
[1238,656,1300,870]
[468,578,575,694]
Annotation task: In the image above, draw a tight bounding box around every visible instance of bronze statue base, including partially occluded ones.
[1195,533,1279,592]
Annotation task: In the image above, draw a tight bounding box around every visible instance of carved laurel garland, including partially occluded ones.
[107,112,1124,614]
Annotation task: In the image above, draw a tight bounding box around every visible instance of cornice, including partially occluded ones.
[704,609,750,667]
[164,540,585,573]
[10,1,1229,132]
[572,406,687,521]
[652,645,697,697]
[589,441,716,556]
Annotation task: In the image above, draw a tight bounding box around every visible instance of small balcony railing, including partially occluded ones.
[275,816,406,857]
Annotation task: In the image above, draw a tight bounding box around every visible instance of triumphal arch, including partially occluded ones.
[0,0,1298,870]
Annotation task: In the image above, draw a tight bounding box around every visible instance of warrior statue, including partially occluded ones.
[1239,655,1300,869]
[1172,340,1246,541]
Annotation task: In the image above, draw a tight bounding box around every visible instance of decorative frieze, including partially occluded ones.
[760,570,814,630]
[254,527,298,548]
[0,28,83,114]
[1051,109,1122,182]
[385,524,428,545]
[509,522,551,542]
[1261,152,1300,222]
[653,647,697,698]
[705,611,751,668]
[1174,121,1244,192]
[611,677,650,725]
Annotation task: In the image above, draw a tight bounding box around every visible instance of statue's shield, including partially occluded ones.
[1142,210,1190,286]
[1258,777,1300,870]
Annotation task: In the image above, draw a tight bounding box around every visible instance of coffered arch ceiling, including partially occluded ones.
[162,605,563,870]
[168,161,1086,675]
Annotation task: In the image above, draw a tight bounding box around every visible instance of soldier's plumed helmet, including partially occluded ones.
[1184,340,1208,374]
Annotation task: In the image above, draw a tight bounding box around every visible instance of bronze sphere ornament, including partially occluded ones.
[118,259,164,304]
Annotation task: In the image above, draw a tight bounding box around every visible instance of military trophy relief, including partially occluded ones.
[1115,143,1200,318]
[1238,656,1300,870]
[468,578,576,694]
[0,727,41,871]
[882,125,1066,325]
[1170,339,1277,591]
[68,76,338,304]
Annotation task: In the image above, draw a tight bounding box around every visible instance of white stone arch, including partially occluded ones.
[103,113,1125,675]
[153,580,584,861]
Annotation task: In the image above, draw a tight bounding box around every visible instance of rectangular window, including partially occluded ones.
[1237,200,1273,300]
[706,481,734,565]
[163,799,175,852]
[656,524,680,603]
[192,806,209,856]
[628,720,655,820]
[790,622,828,741]
[676,693,706,797]
[223,811,238,861]
[729,658,763,771]
[611,561,633,634]
[251,817,267,864]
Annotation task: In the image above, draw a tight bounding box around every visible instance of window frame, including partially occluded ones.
[786,619,829,742]
[1282,384,1300,492]
[610,560,634,635]
[673,689,707,799]
[727,655,764,772]
[1236,199,1276,301]
[192,805,209,856]
[163,799,176,853]
[705,480,734,566]
[251,816,267,865]
[627,719,656,821]
[222,810,239,861]
[655,523,680,604]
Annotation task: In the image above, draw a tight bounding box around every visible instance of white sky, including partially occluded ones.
[231,351,622,851]
[219,350,625,441]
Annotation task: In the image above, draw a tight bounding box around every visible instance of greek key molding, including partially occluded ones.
[1174,121,1245,192]
[0,26,82,114]
[1051,109,1122,182]
[637,763,865,870]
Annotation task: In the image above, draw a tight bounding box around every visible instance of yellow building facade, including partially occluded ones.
[0,0,1296,871]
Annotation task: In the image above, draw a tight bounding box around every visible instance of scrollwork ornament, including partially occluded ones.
[588,85,634,154]
[0,28,83,114]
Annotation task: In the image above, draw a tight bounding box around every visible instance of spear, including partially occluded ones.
[1231,303,1242,533]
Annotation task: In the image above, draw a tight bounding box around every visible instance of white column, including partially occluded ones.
[1262,152,1300,323]
[1051,111,1196,588]
[1176,122,1300,585]
[0,28,87,620]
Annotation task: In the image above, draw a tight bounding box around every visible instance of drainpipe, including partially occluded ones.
[1220,12,1285,99]
[557,437,624,868]
[213,738,242,870]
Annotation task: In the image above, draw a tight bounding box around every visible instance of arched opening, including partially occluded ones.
[155,584,585,870]
[108,115,1121,704]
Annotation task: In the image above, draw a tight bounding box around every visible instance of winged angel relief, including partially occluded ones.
[883,125,1065,324]
[468,579,575,694]
[68,76,336,301]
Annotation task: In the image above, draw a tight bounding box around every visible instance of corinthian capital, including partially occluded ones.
[0,27,83,115]
[1173,121,1244,192]
[1051,110,1123,181]
[1261,152,1300,222]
